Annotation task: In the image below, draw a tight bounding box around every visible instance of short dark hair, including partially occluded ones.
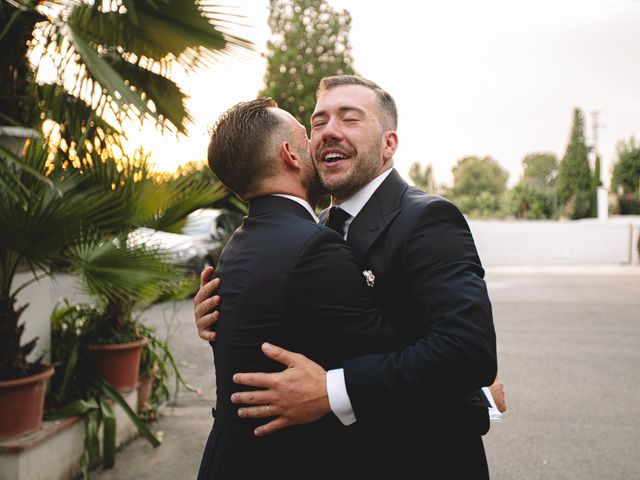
[207,97,281,198]
[316,75,398,130]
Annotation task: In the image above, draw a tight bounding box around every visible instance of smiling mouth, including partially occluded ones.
[320,151,355,166]
[324,153,348,164]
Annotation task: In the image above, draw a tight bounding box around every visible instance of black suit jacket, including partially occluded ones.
[323,169,497,478]
[197,195,395,480]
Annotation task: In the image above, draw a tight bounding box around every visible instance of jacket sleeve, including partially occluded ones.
[342,199,497,419]
[283,228,396,370]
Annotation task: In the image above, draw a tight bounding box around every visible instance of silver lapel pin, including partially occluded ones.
[362,270,375,287]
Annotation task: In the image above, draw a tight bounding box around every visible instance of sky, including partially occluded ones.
[139,0,640,188]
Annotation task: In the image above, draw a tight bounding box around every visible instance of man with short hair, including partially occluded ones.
[196,97,396,479]
[196,76,500,478]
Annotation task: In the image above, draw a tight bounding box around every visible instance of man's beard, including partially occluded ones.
[318,142,383,202]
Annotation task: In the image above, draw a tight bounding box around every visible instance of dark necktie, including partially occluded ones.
[326,207,351,237]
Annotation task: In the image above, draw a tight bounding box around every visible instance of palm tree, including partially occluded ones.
[0,0,249,380]
[0,140,127,379]
[1,0,251,142]
[0,138,228,380]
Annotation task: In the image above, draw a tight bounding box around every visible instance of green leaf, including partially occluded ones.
[99,378,161,447]
[32,82,121,140]
[56,342,79,404]
[84,409,101,467]
[0,142,55,197]
[107,57,190,133]
[138,176,227,231]
[66,24,156,122]
[67,239,179,307]
[45,398,99,420]
[99,398,117,468]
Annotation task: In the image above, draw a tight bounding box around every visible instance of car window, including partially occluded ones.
[182,215,213,236]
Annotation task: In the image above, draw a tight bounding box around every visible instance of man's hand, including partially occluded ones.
[231,343,330,437]
[488,376,506,413]
[193,266,221,341]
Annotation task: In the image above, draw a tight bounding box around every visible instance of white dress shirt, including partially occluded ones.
[322,170,502,425]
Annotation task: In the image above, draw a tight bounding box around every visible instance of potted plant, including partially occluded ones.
[70,237,184,391]
[49,301,163,478]
[0,141,124,439]
[47,254,195,476]
[136,322,198,418]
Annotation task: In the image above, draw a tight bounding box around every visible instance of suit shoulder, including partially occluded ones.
[402,187,457,210]
[399,188,466,225]
[294,223,348,259]
[265,211,327,243]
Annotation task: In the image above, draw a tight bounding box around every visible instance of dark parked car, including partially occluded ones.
[130,208,243,278]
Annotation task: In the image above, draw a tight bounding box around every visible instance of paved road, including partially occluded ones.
[92,268,640,479]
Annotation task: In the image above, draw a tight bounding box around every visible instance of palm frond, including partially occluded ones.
[66,24,157,122]
[32,82,121,140]
[68,0,251,66]
[0,140,54,204]
[0,142,128,297]
[107,57,190,133]
[67,239,180,307]
[132,175,228,231]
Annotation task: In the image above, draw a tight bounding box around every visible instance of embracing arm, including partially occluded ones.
[193,266,220,342]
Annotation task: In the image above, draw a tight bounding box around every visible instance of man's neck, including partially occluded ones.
[332,166,393,205]
[331,168,393,214]
[247,184,314,207]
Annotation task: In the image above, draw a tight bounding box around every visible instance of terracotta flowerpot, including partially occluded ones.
[83,338,147,391]
[137,373,153,411]
[0,365,54,440]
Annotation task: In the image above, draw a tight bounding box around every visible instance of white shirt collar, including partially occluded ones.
[329,169,393,240]
[332,168,393,218]
[272,194,320,223]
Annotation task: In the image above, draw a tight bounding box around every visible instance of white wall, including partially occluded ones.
[12,273,89,364]
[469,217,640,267]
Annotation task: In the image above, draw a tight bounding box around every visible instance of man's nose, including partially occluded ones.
[321,117,343,142]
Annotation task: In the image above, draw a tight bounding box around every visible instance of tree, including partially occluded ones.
[521,152,558,189]
[260,0,355,130]
[612,138,640,195]
[506,183,558,219]
[452,156,509,198]
[449,156,509,218]
[506,152,559,219]
[611,138,640,214]
[1,0,247,382]
[1,0,251,170]
[0,139,226,380]
[409,161,434,192]
[557,108,593,219]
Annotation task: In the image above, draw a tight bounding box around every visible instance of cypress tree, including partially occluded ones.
[557,108,593,219]
[260,0,356,131]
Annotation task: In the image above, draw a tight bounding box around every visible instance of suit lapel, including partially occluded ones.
[347,169,407,261]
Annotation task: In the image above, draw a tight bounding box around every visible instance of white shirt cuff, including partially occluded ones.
[326,368,356,425]
[483,386,503,423]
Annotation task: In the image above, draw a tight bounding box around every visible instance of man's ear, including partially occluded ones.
[382,131,399,162]
[279,141,301,171]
